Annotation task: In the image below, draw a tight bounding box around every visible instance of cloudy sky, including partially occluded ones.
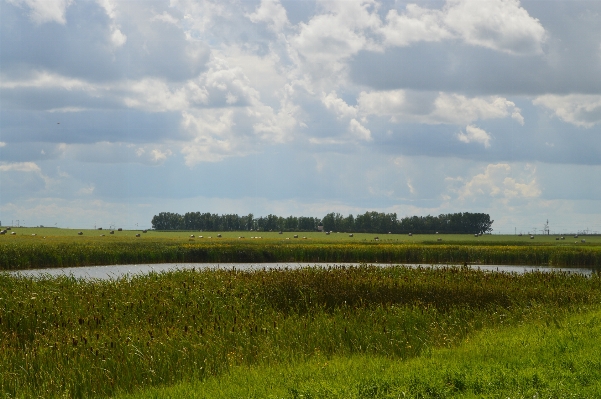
[1,0,601,233]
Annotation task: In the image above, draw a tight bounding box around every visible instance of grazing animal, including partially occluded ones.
[135,234,141,237]
[11,232,16,235]
[349,234,354,237]
[110,230,114,234]
[78,232,83,235]
[217,234,222,238]
[118,228,123,231]
[581,239,586,243]
[530,235,534,239]
[190,235,195,238]
[294,235,298,238]
[437,238,442,241]
[408,233,412,236]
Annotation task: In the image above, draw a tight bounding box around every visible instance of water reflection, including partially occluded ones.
[6,263,595,280]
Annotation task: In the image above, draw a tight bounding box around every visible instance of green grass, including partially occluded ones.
[3,226,601,245]
[116,307,601,398]
[1,265,600,398]
[1,228,601,269]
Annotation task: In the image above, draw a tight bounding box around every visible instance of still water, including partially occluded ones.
[6,263,595,280]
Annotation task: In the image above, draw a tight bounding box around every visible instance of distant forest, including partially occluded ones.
[151,211,494,235]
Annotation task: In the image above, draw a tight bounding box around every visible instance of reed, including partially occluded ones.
[1,240,601,270]
[0,265,599,398]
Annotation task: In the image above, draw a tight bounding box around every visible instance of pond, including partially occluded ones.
[5,262,595,280]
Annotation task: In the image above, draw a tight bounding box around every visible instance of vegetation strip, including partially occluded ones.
[2,239,601,270]
[0,265,600,398]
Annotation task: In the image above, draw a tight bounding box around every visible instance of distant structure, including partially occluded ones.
[543,219,550,235]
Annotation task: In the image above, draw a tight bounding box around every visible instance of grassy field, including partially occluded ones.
[1,265,600,398]
[2,226,600,244]
[1,227,601,270]
[114,307,601,398]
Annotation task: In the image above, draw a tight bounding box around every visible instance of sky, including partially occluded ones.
[1,0,601,234]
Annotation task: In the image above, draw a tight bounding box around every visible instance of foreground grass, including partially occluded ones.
[1,265,600,398]
[118,307,601,398]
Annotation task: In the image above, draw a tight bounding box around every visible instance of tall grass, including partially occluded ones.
[0,265,600,398]
[1,240,601,270]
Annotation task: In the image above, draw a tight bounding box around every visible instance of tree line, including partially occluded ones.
[151,211,493,234]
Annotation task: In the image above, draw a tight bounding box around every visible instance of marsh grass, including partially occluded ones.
[1,238,601,270]
[119,307,601,398]
[1,265,600,398]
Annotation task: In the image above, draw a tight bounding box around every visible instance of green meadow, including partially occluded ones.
[1,265,600,398]
[1,227,601,270]
[2,226,600,244]
[1,228,601,398]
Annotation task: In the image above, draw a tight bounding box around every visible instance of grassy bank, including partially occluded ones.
[1,238,601,270]
[1,265,600,398]
[117,307,601,398]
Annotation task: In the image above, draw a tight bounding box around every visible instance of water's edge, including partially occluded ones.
[5,262,594,280]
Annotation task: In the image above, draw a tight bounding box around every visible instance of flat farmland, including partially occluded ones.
[1,227,600,270]
[2,226,600,244]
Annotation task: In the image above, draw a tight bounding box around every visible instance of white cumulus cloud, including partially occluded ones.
[8,0,73,24]
[358,91,524,125]
[533,94,601,128]
[248,0,290,33]
[457,125,492,148]
[381,0,546,55]
[451,163,541,202]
